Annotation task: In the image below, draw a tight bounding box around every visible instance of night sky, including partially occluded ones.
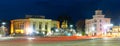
[0,0,120,25]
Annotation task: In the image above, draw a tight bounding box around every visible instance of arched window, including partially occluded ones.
[94,19,97,23]
[100,20,102,22]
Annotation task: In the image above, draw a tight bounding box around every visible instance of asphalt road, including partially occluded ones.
[0,37,120,46]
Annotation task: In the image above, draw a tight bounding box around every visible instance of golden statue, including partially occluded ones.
[61,20,68,28]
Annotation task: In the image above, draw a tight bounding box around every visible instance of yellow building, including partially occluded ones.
[107,26,120,37]
[10,16,60,36]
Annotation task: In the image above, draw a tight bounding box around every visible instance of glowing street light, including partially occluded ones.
[55,29,59,32]
[70,25,73,28]
[2,22,6,25]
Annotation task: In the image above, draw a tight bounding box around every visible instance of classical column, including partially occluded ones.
[47,22,51,33]
[57,21,60,28]
[11,21,14,34]
[42,22,45,31]
[25,20,30,34]
[36,22,39,31]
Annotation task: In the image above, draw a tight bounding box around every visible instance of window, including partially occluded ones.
[94,20,97,23]
[100,20,102,22]
[100,28,102,30]
[94,24,96,27]
[105,20,108,22]
[39,22,42,29]
[45,23,48,29]
[14,22,24,29]
[53,24,56,27]
[100,24,102,27]
[94,24,97,31]
[33,22,36,29]
[20,24,24,29]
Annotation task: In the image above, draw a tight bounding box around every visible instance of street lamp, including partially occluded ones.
[55,29,59,32]
[2,22,6,25]
[70,25,73,28]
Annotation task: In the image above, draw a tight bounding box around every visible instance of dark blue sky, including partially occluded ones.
[0,0,120,25]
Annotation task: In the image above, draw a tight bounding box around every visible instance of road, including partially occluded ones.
[0,37,120,46]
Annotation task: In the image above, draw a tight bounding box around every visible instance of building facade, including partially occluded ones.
[10,16,60,36]
[85,10,111,36]
[107,26,120,37]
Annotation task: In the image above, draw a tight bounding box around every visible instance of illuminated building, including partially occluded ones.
[107,26,120,37]
[85,10,111,36]
[10,15,60,36]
